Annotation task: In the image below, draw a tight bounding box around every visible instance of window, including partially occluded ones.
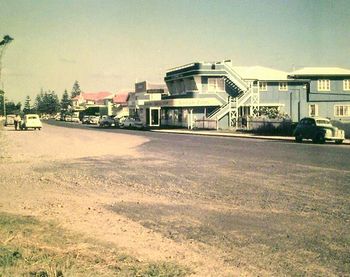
[317,79,330,91]
[309,104,319,116]
[343,80,350,91]
[279,82,288,91]
[259,82,267,91]
[334,105,350,117]
[208,78,225,91]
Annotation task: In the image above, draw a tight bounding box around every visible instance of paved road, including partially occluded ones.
[46,120,350,276]
[48,119,350,171]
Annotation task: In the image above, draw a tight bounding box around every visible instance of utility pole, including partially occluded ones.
[0,35,14,116]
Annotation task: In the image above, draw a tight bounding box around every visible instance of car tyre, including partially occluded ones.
[335,140,343,144]
[295,133,303,143]
[313,133,325,144]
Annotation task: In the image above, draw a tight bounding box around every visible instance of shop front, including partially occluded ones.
[144,97,221,128]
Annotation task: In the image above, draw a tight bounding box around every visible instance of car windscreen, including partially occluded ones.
[28,116,38,119]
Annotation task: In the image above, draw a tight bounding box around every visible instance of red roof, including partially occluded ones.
[73,92,112,103]
[113,93,129,104]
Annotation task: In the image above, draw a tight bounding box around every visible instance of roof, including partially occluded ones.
[113,93,129,104]
[73,92,113,102]
[231,66,289,81]
[289,67,350,76]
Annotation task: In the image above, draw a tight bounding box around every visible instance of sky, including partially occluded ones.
[1,0,350,103]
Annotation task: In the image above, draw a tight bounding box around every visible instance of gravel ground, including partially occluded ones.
[1,122,349,276]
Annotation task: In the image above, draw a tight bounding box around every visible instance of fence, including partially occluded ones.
[194,119,217,130]
[244,117,294,135]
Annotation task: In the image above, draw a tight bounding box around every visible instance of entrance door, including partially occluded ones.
[150,108,160,126]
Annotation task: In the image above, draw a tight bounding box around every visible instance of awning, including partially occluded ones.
[144,98,222,108]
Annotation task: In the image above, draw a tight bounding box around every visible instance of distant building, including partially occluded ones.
[111,92,130,118]
[133,81,168,126]
[72,91,113,108]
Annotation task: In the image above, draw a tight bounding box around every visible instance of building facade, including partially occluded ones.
[143,61,350,129]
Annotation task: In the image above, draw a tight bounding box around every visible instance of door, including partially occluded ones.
[150,108,160,126]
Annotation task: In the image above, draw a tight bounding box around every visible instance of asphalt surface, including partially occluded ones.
[46,120,350,275]
[48,119,350,171]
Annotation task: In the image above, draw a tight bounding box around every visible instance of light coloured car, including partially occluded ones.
[65,115,72,122]
[20,114,42,130]
[71,116,80,123]
[4,114,15,126]
[294,117,345,144]
[82,115,90,124]
[120,117,146,129]
[88,116,100,125]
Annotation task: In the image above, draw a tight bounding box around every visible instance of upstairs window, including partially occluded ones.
[317,79,330,91]
[259,82,267,91]
[343,79,350,91]
[279,82,288,91]
[208,78,225,91]
[334,105,350,117]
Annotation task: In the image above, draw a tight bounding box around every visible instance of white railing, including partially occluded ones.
[223,62,249,92]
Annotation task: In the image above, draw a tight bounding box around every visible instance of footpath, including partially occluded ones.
[151,129,350,145]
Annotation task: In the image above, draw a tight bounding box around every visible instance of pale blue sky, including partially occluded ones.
[1,0,350,102]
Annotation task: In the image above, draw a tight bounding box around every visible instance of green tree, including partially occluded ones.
[61,89,71,110]
[5,101,21,115]
[35,90,60,115]
[71,80,81,98]
[23,95,32,114]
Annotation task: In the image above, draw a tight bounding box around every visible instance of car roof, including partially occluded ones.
[302,116,330,121]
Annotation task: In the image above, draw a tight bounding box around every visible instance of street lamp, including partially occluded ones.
[0,90,5,117]
[0,35,14,117]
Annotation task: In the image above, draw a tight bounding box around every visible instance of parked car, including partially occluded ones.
[293,117,345,144]
[99,115,116,128]
[120,117,146,129]
[82,115,90,124]
[20,114,42,130]
[88,116,100,125]
[4,114,15,126]
[71,116,80,123]
[65,115,72,122]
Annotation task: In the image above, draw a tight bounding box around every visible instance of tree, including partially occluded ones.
[61,89,71,110]
[5,101,21,115]
[71,80,81,98]
[23,95,32,114]
[35,90,60,115]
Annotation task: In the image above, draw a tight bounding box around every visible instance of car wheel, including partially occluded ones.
[313,133,325,144]
[335,140,343,144]
[295,133,303,143]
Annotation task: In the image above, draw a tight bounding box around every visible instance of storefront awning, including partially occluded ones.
[144,98,222,108]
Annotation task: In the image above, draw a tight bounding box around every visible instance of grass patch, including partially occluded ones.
[0,212,189,276]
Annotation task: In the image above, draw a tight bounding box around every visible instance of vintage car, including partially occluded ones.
[88,115,100,125]
[4,114,15,126]
[120,117,146,129]
[99,115,116,128]
[293,117,345,144]
[20,114,42,130]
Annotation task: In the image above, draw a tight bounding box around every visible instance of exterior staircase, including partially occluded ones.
[207,62,259,128]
